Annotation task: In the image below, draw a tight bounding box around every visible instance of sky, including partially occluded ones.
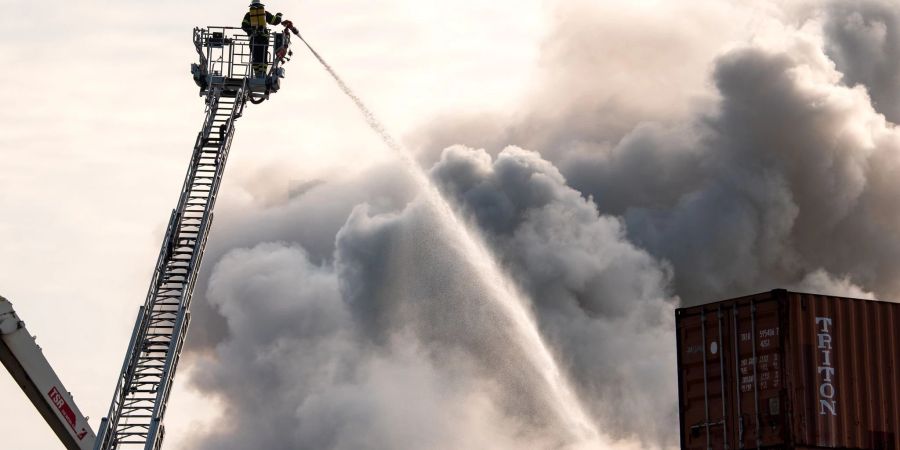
[3,0,900,449]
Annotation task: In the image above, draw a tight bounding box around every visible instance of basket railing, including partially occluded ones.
[193,26,282,80]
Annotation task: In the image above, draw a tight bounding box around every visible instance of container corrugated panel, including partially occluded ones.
[676,289,900,450]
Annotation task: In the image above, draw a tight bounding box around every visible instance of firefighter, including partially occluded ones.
[242,0,292,78]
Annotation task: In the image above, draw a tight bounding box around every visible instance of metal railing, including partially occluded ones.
[193,26,289,81]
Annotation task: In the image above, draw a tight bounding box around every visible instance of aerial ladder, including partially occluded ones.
[1,24,297,450]
[92,26,296,450]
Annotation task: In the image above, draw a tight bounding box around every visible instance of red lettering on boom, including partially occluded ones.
[47,387,78,430]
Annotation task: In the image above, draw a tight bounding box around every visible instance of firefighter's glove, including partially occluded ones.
[282,20,293,29]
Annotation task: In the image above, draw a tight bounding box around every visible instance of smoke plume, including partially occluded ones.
[182,1,900,449]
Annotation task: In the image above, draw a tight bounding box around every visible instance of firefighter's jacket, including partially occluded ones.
[242,5,282,35]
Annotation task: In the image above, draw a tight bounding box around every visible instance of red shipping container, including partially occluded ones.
[676,290,900,449]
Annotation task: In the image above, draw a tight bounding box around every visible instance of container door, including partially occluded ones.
[678,305,736,449]
[731,299,787,449]
[677,297,788,450]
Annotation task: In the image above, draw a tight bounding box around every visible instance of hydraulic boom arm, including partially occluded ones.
[0,295,96,450]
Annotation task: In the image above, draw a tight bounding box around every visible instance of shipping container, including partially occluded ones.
[676,289,900,450]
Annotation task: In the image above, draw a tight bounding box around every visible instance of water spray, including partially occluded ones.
[293,31,603,445]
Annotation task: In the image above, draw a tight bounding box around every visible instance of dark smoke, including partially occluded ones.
[418,0,900,304]
[181,1,900,449]
[825,0,900,123]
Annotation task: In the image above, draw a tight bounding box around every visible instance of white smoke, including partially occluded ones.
[185,242,548,450]
[182,1,900,449]
[429,146,677,445]
[186,151,670,449]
